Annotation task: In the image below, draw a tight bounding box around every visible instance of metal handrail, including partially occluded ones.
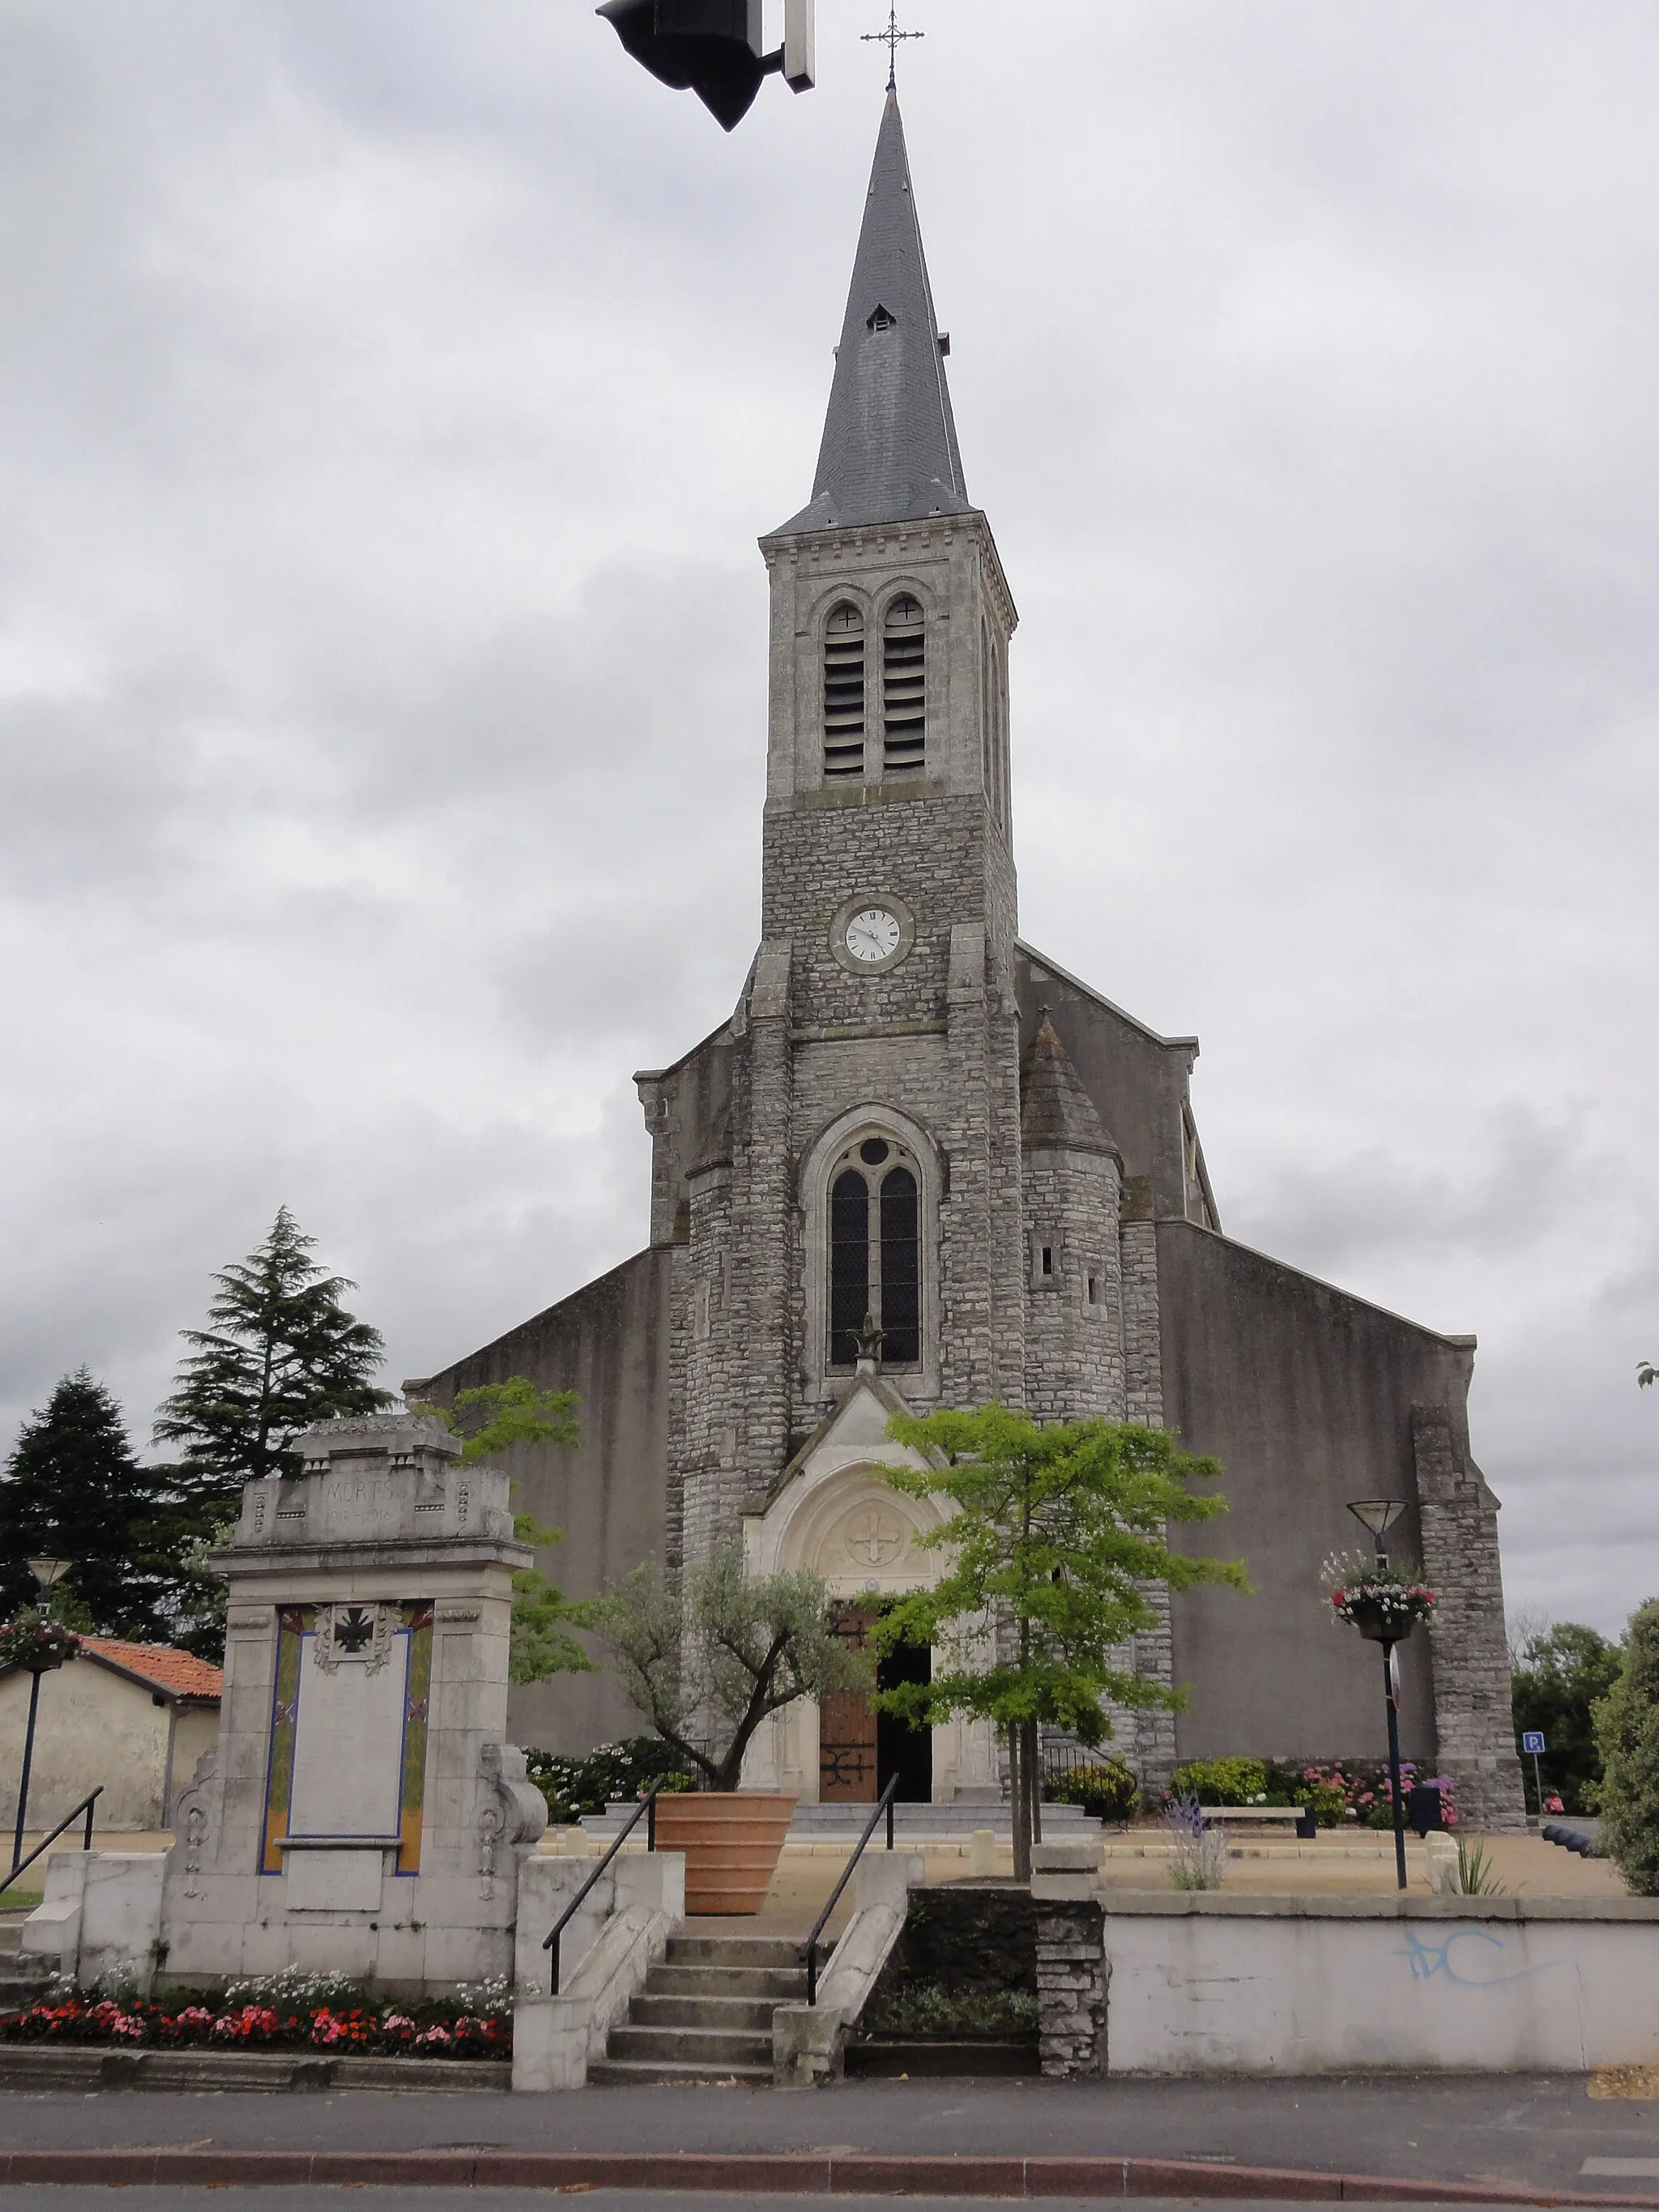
[543,1785,661,1993]
[802,1775,898,2006]
[0,1788,102,1898]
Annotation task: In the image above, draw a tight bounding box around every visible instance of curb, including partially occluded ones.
[0,2150,1653,2201]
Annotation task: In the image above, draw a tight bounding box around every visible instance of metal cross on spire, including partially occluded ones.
[861,3,923,92]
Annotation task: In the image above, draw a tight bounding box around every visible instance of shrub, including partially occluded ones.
[864,1980,1038,2039]
[1044,1757,1138,1823]
[1596,1599,1659,1897]
[1169,1757,1269,1807]
[1512,1622,1625,1815]
[522,1737,697,1826]
[1296,1761,1456,1831]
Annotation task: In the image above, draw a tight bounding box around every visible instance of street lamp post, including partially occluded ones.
[1345,1502,1410,1893]
[10,1557,74,1874]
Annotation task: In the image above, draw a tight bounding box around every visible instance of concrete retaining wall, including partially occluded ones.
[1099,1894,1659,2076]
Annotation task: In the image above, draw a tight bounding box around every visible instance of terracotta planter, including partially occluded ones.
[653,1792,796,1916]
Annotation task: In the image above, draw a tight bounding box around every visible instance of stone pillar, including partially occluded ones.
[1030,1839,1108,2078]
[159,1413,547,1994]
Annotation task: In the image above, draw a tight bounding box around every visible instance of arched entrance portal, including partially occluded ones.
[740,1377,999,1805]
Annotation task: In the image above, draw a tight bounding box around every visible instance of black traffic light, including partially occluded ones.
[598,0,814,132]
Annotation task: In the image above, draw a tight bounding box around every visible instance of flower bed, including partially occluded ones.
[1298,1761,1458,1831]
[0,1972,510,2060]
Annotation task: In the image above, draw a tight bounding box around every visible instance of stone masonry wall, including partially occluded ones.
[1035,1900,1108,2078]
[1021,1145,1125,1422]
[1414,1402,1528,1834]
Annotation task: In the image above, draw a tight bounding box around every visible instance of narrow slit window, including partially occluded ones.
[882,596,926,775]
[823,603,866,781]
[1041,1246,1055,1277]
[830,1169,871,1366]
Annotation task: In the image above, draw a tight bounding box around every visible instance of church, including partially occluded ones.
[410,93,1526,1835]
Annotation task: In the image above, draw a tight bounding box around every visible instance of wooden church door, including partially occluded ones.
[818,1605,878,1801]
[817,1603,933,1804]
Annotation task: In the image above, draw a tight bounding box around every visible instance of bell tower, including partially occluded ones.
[759,89,1017,998]
[684,88,1029,1517]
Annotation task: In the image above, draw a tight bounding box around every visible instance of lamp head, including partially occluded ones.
[1346,1501,1405,1561]
[28,1557,71,1595]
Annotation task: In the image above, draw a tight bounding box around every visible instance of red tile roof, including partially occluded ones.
[79,1639,223,1702]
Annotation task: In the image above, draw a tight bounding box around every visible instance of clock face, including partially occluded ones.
[844,906,902,965]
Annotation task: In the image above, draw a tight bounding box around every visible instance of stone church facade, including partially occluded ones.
[412,96,1526,1832]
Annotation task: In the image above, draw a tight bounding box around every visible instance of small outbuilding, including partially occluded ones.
[0,1639,222,1836]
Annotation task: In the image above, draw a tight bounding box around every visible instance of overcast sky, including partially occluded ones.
[2,0,1655,1639]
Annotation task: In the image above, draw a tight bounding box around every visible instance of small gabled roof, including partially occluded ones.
[773,91,971,535]
[77,1639,223,1704]
[1021,1011,1122,1160]
[748,1369,940,1519]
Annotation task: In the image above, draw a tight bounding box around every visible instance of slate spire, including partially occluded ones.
[1021,1013,1121,1159]
[775,91,970,534]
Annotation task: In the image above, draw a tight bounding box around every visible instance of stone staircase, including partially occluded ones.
[589,1934,805,2086]
[0,1917,50,2014]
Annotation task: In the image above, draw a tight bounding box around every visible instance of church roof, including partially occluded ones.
[773,91,971,535]
[1021,1012,1122,1160]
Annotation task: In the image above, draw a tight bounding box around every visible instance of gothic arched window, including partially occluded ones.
[882,596,926,775]
[828,1136,923,1368]
[823,603,866,781]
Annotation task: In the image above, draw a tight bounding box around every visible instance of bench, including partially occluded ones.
[1195,1805,1318,1839]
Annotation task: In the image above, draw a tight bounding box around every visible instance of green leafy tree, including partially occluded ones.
[445,1379,592,1687]
[1511,1621,1625,1813]
[1594,1598,1659,1896]
[873,1407,1250,1878]
[578,1543,872,1792]
[0,1370,211,1643]
[154,1208,394,1486]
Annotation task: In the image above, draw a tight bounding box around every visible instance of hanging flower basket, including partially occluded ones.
[1330,1582,1435,1643]
[0,1614,81,1674]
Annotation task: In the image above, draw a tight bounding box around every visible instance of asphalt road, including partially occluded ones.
[0,2197,1596,2212]
[0,2076,1653,2197]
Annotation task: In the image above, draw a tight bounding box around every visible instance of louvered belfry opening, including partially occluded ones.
[882,595,926,774]
[827,1137,922,1370]
[823,603,866,780]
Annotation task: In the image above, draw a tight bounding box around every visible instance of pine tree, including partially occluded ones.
[0,1370,191,1641]
[154,1208,394,1485]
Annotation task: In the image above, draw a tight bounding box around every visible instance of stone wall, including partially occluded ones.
[1155,1219,1472,1774]
[870,1883,1037,2000]
[1414,1403,1528,1834]
[411,1249,675,1755]
[1036,1899,1108,2078]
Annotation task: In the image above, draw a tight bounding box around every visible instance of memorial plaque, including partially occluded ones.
[288,1626,409,1838]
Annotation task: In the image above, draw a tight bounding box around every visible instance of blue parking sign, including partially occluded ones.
[1521,1730,1546,1754]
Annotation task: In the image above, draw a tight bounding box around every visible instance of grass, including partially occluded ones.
[0,1892,42,1914]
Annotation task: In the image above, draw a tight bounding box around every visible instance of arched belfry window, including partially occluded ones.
[823,603,866,781]
[828,1136,923,1368]
[882,596,926,775]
